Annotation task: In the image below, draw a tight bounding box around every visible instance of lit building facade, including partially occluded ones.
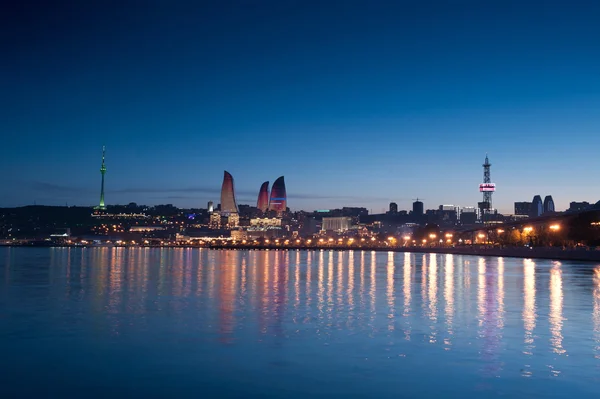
[210,212,222,229]
[227,213,239,228]
[208,201,214,213]
[268,176,287,215]
[250,218,282,227]
[257,181,270,213]
[322,217,352,232]
[220,171,238,215]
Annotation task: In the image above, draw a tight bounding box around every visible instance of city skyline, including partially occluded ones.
[3,1,600,212]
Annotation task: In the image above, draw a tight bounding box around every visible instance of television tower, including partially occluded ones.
[482,154,492,209]
[478,154,495,220]
[98,146,107,210]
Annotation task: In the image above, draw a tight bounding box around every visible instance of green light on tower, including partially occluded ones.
[98,146,106,210]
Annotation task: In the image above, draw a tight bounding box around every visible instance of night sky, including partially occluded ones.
[3,1,600,213]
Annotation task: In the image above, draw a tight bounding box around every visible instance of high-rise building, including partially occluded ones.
[97,146,107,210]
[220,171,238,215]
[412,199,424,215]
[389,202,398,214]
[514,202,531,216]
[269,176,287,215]
[257,181,270,213]
[530,195,543,217]
[208,201,214,213]
[543,195,555,214]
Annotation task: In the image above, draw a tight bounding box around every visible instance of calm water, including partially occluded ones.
[2,248,600,398]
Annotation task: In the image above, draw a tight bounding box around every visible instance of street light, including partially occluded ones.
[549,224,560,232]
[497,229,504,234]
[523,226,534,233]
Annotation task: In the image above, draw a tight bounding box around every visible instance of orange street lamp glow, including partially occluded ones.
[429,233,436,239]
[524,226,533,233]
[497,229,505,233]
[445,233,453,238]
[478,233,485,239]
[403,236,411,241]
[549,224,560,231]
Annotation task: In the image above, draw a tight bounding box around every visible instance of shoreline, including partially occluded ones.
[2,243,600,262]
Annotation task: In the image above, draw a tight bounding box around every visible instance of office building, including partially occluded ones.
[209,212,222,229]
[389,202,398,214]
[514,202,531,216]
[207,201,214,213]
[412,200,424,215]
[569,201,590,212]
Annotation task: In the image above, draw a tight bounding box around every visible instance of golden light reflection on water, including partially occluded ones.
[318,250,324,318]
[403,253,412,341]
[428,254,438,343]
[387,252,395,331]
[549,262,566,356]
[477,258,486,328]
[497,257,505,330]
[20,247,600,376]
[444,254,454,348]
[348,251,355,310]
[593,267,600,359]
[523,259,536,358]
[370,251,376,318]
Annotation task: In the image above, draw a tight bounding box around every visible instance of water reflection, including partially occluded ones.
[593,267,600,360]
[549,262,566,356]
[5,247,600,390]
[403,253,412,341]
[387,252,394,332]
[444,254,454,349]
[523,259,537,359]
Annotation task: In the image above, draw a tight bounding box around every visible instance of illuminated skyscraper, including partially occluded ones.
[257,181,270,213]
[208,201,214,213]
[220,171,238,215]
[268,176,287,215]
[97,146,106,210]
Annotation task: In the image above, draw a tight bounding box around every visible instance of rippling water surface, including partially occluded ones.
[2,247,600,398]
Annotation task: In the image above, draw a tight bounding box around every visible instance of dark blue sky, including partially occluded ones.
[2,0,600,213]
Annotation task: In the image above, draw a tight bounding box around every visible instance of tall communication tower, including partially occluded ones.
[478,154,495,219]
[98,146,107,210]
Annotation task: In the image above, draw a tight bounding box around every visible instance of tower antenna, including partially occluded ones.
[478,154,495,222]
[98,146,107,210]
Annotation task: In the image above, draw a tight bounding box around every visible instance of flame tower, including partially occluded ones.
[98,146,106,210]
[268,176,287,215]
[257,181,270,213]
[220,171,238,215]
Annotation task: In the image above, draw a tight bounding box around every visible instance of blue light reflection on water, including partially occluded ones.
[1,247,600,398]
